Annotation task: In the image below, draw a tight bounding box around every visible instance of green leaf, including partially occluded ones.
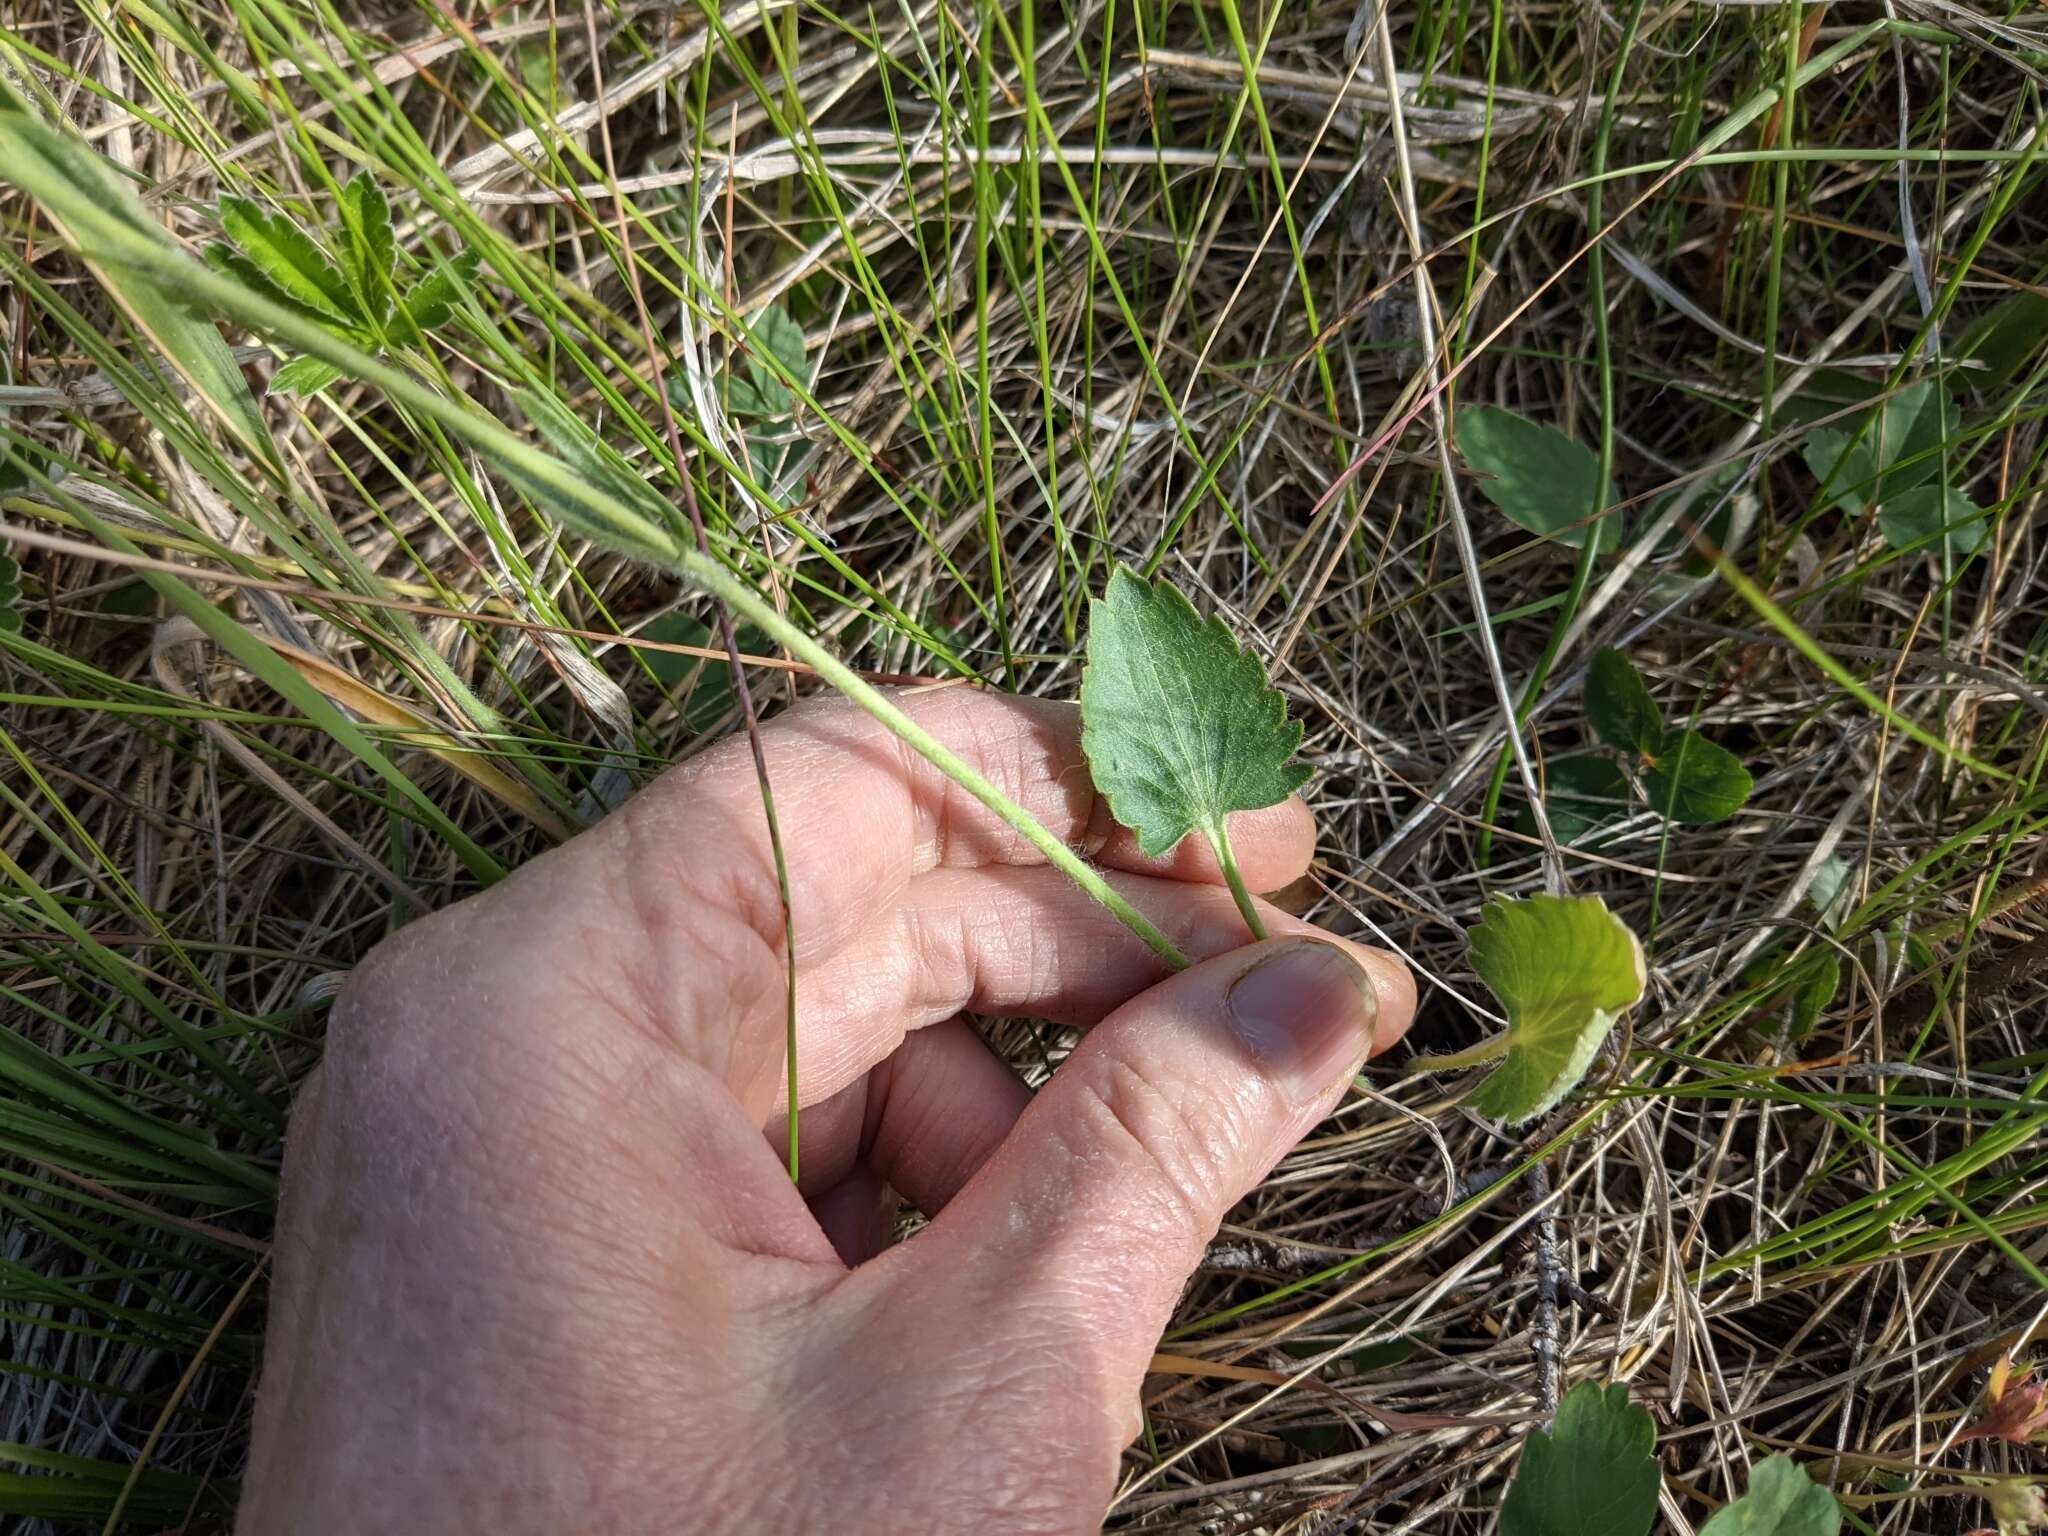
[1456,405,1620,553]
[1586,649,1663,755]
[215,196,355,325]
[724,304,806,419]
[338,170,396,315]
[1787,953,1841,1041]
[1519,755,1631,847]
[1953,290,2048,395]
[745,304,806,399]
[1877,484,1988,562]
[1808,856,1853,930]
[1643,729,1752,824]
[1499,1381,1660,1536]
[269,354,342,396]
[1698,1455,1839,1536]
[1079,565,1310,860]
[401,248,480,333]
[633,613,769,730]
[1802,381,1957,512]
[1453,894,1645,1124]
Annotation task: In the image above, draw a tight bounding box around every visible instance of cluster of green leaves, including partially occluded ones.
[207,170,477,396]
[1079,565,1310,937]
[1582,648,1753,825]
[1802,380,1987,562]
[1518,649,1752,849]
[669,303,811,509]
[1501,1382,1838,1536]
[1414,893,1646,1124]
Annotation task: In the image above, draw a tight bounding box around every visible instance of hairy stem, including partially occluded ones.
[1206,819,1268,941]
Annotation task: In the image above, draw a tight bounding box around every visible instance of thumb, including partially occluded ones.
[904,936,1406,1422]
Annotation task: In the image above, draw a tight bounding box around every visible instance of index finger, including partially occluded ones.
[586,687,1316,973]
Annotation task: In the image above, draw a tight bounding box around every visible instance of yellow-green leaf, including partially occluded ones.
[1450,894,1646,1124]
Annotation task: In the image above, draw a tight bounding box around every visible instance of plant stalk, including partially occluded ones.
[676,550,1193,971]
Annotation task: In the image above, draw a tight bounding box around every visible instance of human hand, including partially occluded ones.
[240,690,1414,1533]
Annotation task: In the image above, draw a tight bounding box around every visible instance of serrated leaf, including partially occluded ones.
[1643,729,1752,824]
[338,170,395,316]
[1456,405,1620,553]
[400,248,480,334]
[1499,1381,1660,1536]
[1460,894,1645,1124]
[1802,380,1957,512]
[1586,649,1663,755]
[269,355,342,396]
[1698,1455,1839,1536]
[1519,755,1631,847]
[1080,565,1309,860]
[1877,483,1988,562]
[215,196,355,325]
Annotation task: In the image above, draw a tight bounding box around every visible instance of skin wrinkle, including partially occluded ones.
[240,692,1417,1535]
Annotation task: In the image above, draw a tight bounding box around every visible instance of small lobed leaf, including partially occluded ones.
[1079,565,1310,860]
[1643,729,1752,824]
[216,196,355,325]
[338,170,396,315]
[1499,1381,1661,1536]
[1462,893,1646,1124]
[1806,855,1853,929]
[1697,1455,1840,1536]
[1877,484,1988,563]
[1585,649,1663,755]
[401,248,481,335]
[269,355,343,396]
[1455,405,1620,554]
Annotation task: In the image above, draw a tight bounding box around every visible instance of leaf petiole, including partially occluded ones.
[1205,819,1269,941]
[1409,1033,1513,1073]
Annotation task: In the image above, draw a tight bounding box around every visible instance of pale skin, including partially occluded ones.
[241,689,1416,1533]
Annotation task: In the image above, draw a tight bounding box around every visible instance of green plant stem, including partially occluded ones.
[676,550,1194,971]
[1205,819,1268,941]
[1409,1033,1512,1072]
